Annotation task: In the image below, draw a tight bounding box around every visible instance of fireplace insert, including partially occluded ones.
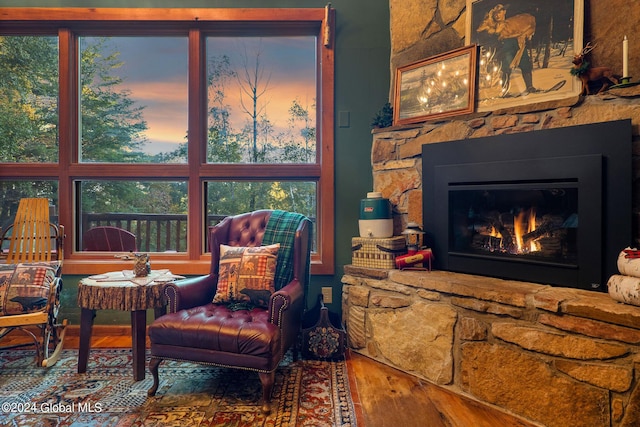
[422,120,632,291]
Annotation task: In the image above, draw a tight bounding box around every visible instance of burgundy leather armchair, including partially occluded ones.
[147,210,311,413]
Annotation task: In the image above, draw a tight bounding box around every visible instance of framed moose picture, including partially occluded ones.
[466,0,584,112]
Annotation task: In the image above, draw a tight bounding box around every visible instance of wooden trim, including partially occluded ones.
[315,7,336,275]
[188,28,206,258]
[62,256,325,276]
[198,164,321,179]
[0,8,326,23]
[0,162,321,179]
[58,29,76,262]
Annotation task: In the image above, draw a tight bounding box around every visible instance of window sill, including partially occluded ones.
[63,258,328,276]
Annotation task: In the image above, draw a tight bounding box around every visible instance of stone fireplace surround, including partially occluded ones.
[343,92,640,427]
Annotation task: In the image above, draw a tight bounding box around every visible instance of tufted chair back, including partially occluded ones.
[208,209,271,275]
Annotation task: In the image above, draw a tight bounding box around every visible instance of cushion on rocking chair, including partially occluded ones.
[0,262,60,316]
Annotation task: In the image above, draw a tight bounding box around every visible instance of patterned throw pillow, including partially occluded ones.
[0,262,60,316]
[213,244,280,308]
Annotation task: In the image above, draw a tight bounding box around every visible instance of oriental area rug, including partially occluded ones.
[0,349,358,426]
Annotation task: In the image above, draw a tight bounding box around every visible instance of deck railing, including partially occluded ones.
[81,213,227,252]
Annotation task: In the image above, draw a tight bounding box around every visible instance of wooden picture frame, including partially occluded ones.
[466,0,584,112]
[393,45,478,126]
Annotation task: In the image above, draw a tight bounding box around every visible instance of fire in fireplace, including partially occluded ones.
[450,187,578,262]
[422,119,632,291]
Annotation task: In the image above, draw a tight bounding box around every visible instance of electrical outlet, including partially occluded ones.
[321,287,333,304]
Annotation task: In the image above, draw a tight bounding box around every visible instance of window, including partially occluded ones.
[205,180,317,252]
[0,8,335,275]
[79,36,189,163]
[0,36,58,163]
[205,36,316,165]
[78,180,188,252]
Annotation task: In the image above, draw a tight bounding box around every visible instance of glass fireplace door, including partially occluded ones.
[449,184,578,267]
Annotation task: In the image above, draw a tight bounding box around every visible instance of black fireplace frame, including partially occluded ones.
[422,119,632,291]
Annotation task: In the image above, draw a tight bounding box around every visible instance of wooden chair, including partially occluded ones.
[0,198,66,367]
[83,226,137,252]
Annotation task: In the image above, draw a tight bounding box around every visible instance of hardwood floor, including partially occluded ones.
[347,349,538,427]
[3,326,538,427]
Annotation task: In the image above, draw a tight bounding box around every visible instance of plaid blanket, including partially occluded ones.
[263,210,310,292]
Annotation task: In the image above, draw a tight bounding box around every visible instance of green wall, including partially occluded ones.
[1,0,391,322]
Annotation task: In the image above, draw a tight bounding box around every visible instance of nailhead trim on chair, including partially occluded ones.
[164,283,289,326]
[164,285,178,313]
[148,355,274,374]
[270,293,288,325]
[270,293,289,355]
[161,282,291,358]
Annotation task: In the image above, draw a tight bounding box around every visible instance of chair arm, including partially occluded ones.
[163,274,217,313]
[269,279,305,354]
[269,279,304,326]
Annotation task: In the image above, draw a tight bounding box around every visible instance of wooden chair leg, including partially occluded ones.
[258,371,275,414]
[147,357,162,396]
[42,319,67,367]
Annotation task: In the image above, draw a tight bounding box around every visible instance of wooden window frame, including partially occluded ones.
[0,7,335,276]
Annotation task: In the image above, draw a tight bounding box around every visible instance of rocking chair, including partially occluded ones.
[0,198,66,367]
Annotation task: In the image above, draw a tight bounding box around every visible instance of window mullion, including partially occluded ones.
[187,28,207,257]
[58,28,77,258]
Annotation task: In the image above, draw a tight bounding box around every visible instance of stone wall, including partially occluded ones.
[374,90,640,237]
[342,267,640,427]
[367,83,640,427]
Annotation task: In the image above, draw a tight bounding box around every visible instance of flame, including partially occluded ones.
[528,209,538,252]
[514,208,537,253]
[514,211,525,251]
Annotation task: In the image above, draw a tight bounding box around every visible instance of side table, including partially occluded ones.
[77,269,180,381]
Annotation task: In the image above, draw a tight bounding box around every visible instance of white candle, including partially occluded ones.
[623,35,629,78]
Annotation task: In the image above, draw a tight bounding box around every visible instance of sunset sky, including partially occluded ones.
[96,36,316,155]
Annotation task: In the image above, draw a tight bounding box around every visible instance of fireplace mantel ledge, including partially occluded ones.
[343,265,640,330]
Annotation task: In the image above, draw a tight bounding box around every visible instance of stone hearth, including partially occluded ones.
[342,266,640,427]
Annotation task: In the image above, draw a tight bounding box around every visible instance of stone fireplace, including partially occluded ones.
[344,94,640,427]
[349,1,640,426]
[423,119,632,291]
